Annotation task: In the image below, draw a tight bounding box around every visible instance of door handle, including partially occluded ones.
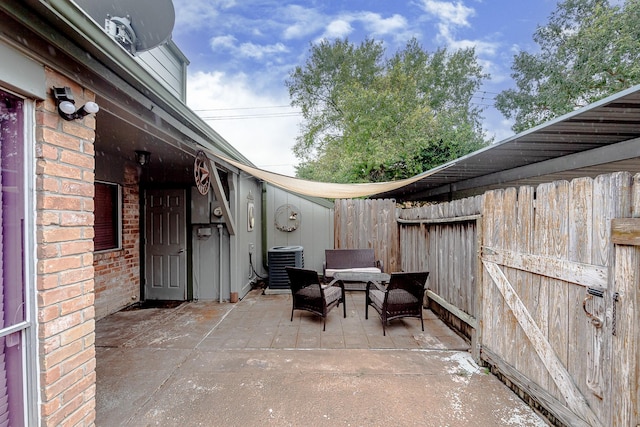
[178,248,185,254]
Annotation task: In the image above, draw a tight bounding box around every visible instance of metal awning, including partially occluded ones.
[374,85,640,202]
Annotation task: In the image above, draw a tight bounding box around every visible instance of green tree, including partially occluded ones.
[495,0,640,133]
[286,38,489,183]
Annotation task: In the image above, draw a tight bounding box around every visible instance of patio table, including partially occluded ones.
[331,271,391,291]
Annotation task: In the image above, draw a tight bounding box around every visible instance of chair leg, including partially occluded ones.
[323,317,326,332]
[420,312,424,331]
[291,308,294,322]
[342,294,346,318]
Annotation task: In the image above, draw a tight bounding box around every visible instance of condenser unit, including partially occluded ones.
[268,246,304,289]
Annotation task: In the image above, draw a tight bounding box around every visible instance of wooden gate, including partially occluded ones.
[480,172,639,426]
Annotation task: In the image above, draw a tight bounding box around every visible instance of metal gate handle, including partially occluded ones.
[583,294,603,328]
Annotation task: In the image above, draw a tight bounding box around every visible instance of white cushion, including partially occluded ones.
[325,267,381,278]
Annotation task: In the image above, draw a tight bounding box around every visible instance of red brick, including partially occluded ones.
[41,128,82,151]
[39,283,85,307]
[38,176,61,192]
[36,109,60,129]
[82,305,95,320]
[60,151,93,169]
[61,180,94,197]
[83,141,95,156]
[60,296,94,318]
[81,253,93,266]
[41,396,61,417]
[43,335,61,354]
[59,348,95,378]
[41,311,83,338]
[37,143,60,160]
[38,211,61,226]
[57,396,95,427]
[59,240,93,256]
[38,160,82,180]
[38,274,60,291]
[44,369,84,405]
[38,244,60,258]
[39,305,60,323]
[38,195,83,211]
[45,393,84,427]
[82,170,95,182]
[39,255,82,274]
[60,212,93,227]
[42,340,83,368]
[39,227,83,244]
[61,120,96,142]
[42,364,62,385]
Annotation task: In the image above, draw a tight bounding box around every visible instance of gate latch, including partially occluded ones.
[583,287,604,328]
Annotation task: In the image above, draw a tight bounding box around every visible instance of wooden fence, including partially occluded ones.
[334,198,399,273]
[334,171,640,426]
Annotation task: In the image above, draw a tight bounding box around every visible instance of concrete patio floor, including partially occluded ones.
[95,289,549,426]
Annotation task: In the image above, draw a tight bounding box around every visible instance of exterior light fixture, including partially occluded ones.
[53,86,99,121]
[135,150,151,166]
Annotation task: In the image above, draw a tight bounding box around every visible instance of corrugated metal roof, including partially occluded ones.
[374,85,640,202]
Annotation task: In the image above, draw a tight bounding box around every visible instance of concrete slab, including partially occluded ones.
[95,290,549,426]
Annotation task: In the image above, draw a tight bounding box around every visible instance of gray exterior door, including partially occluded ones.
[144,189,187,300]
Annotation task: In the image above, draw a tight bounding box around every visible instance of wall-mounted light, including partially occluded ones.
[135,150,151,166]
[53,87,99,121]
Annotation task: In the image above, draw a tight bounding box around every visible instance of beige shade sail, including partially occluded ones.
[209,153,454,199]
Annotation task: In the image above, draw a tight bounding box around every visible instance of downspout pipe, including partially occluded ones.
[218,223,223,303]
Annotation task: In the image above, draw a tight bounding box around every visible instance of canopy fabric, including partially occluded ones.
[211,153,453,199]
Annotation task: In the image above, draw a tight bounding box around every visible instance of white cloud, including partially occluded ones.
[323,19,354,39]
[172,0,237,32]
[420,0,475,27]
[360,12,408,35]
[209,36,289,60]
[282,5,326,39]
[238,42,289,59]
[210,35,237,49]
[187,71,300,176]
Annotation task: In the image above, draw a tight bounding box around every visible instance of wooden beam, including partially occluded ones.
[210,163,237,236]
[426,290,477,329]
[397,214,482,225]
[611,218,640,246]
[481,347,590,427]
[483,260,603,427]
[481,246,608,288]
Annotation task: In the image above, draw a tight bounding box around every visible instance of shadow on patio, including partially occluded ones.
[95,289,549,426]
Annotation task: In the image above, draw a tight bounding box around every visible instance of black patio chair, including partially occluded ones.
[365,272,429,336]
[286,266,345,331]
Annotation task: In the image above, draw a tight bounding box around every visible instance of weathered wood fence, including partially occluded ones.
[334,198,399,273]
[334,171,640,427]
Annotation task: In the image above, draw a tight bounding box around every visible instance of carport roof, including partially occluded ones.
[373,85,640,202]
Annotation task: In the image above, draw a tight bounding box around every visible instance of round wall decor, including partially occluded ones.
[194,151,211,195]
[274,204,300,232]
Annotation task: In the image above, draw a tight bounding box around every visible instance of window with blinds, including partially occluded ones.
[94,182,121,251]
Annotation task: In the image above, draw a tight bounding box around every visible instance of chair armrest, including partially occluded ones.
[376,260,383,272]
[324,278,344,290]
[366,280,385,292]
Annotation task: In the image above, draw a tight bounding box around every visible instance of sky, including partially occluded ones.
[170,0,560,177]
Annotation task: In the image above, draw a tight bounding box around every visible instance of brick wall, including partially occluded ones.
[36,69,96,426]
[93,164,140,320]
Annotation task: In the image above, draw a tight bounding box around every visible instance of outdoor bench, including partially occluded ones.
[323,249,383,290]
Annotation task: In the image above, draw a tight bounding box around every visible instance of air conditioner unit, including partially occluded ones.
[268,246,304,289]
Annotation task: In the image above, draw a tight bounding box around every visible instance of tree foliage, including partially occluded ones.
[495,0,640,133]
[286,38,489,183]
